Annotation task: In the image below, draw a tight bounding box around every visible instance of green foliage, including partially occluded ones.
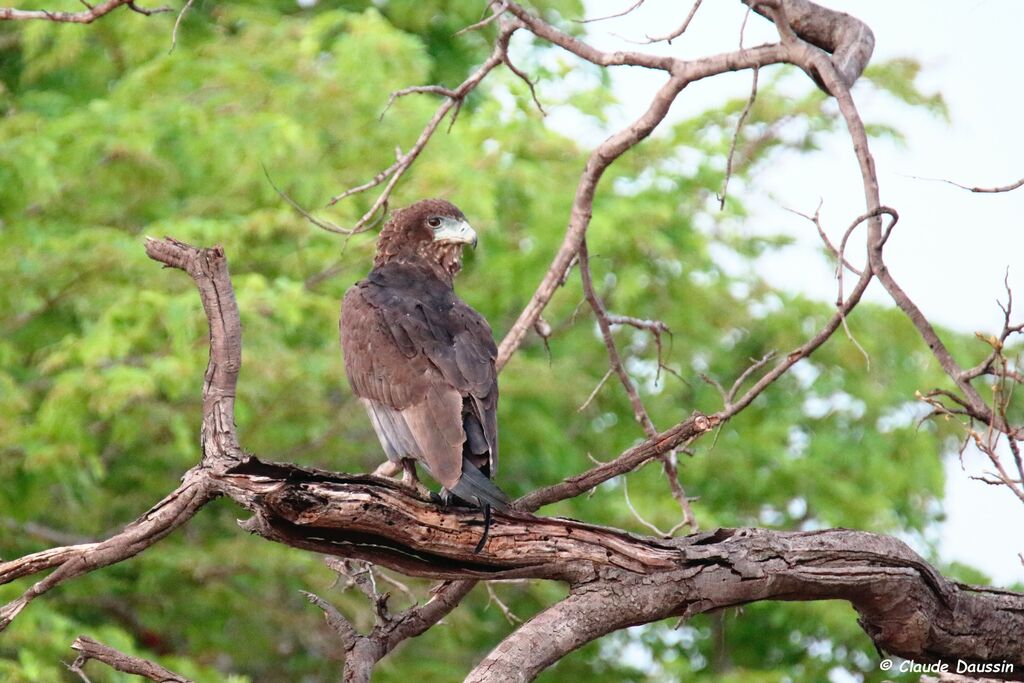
[0,2,967,681]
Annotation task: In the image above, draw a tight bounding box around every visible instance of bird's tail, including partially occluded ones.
[450,460,512,512]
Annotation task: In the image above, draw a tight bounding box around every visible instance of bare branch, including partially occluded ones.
[720,13,884,420]
[496,2,796,370]
[462,528,1022,682]
[454,1,508,37]
[518,412,715,512]
[502,50,546,116]
[168,0,194,52]
[302,591,359,650]
[726,352,775,405]
[578,240,656,436]
[719,65,759,210]
[743,0,875,92]
[577,367,614,412]
[642,0,702,44]
[909,174,1024,194]
[485,583,523,625]
[69,636,190,682]
[1,238,244,631]
[577,239,699,532]
[621,475,669,536]
[785,201,862,276]
[575,0,644,24]
[263,165,351,235]
[0,0,171,23]
[0,471,213,631]
[0,517,92,546]
[323,20,521,234]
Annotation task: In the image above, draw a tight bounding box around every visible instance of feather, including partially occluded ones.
[339,199,509,515]
[449,460,511,512]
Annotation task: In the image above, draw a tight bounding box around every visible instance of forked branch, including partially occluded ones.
[0,0,171,23]
[69,636,191,683]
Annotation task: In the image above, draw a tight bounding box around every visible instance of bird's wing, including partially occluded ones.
[340,271,499,488]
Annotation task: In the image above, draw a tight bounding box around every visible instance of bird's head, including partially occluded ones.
[374,199,478,279]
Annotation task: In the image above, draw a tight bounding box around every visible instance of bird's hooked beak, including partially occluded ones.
[432,216,478,249]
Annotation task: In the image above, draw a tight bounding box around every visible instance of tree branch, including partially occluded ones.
[0,0,171,23]
[0,238,241,630]
[69,636,191,683]
[466,527,1024,682]
[5,3,1009,682]
[743,0,874,92]
[0,470,212,632]
[169,459,1024,682]
[911,174,1024,194]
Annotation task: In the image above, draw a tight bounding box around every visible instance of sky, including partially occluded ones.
[564,0,1024,585]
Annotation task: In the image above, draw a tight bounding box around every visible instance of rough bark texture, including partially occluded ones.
[70,636,192,682]
[2,1,1023,681]
[214,458,1024,681]
[744,0,874,92]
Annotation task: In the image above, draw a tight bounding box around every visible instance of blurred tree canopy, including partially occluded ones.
[0,1,981,681]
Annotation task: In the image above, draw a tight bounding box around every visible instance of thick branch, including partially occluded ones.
[468,527,1024,682]
[144,238,244,466]
[744,0,874,91]
[466,589,646,683]
[188,460,1024,681]
[1,239,242,631]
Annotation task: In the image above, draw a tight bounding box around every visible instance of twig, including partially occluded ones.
[575,0,644,24]
[326,558,391,622]
[622,475,668,536]
[785,201,863,276]
[578,240,656,437]
[263,165,350,235]
[455,1,508,36]
[503,50,546,116]
[485,584,522,625]
[642,0,702,44]
[726,352,776,405]
[578,367,614,412]
[168,0,194,52]
[719,65,759,210]
[379,86,457,121]
[908,174,1024,194]
[324,20,521,234]
[0,517,93,546]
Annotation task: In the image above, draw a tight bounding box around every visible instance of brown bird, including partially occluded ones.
[340,199,511,536]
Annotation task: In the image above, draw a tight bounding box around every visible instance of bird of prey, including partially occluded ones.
[340,199,511,543]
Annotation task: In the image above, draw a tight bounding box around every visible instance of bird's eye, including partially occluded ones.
[427,217,442,228]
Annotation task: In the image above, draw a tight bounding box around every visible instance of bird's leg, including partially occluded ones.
[400,459,439,502]
[401,459,418,487]
[372,460,402,478]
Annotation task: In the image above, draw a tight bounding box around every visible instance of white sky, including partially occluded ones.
[567,0,1024,585]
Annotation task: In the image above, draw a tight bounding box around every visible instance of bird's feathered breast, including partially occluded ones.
[340,259,499,466]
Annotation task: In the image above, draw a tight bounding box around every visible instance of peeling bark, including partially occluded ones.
[211,459,1024,681]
